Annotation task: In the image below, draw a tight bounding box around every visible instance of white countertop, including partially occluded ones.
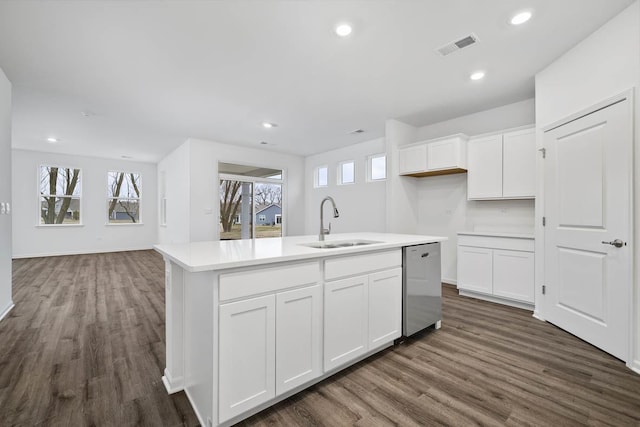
[457,230,534,239]
[154,232,447,272]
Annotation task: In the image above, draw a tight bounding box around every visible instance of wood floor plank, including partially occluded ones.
[2,252,640,426]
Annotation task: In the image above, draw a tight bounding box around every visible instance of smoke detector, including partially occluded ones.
[436,33,479,57]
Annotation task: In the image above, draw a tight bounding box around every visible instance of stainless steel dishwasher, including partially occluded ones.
[402,242,442,337]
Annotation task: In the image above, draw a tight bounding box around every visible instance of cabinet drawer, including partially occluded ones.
[324,250,401,281]
[220,262,320,301]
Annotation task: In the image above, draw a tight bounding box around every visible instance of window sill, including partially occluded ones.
[36,224,84,228]
[105,222,144,226]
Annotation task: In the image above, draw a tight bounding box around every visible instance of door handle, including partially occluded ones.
[601,239,625,248]
[421,252,430,258]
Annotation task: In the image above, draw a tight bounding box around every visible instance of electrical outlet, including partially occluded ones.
[0,202,5,215]
[5,202,9,214]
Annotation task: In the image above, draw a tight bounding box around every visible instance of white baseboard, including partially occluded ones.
[12,246,155,259]
[162,369,184,394]
[532,310,546,322]
[0,301,15,322]
[629,360,640,376]
[459,289,534,311]
[442,278,457,286]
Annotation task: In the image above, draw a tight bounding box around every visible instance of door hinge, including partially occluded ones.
[539,147,546,158]
[542,285,546,295]
[542,216,546,226]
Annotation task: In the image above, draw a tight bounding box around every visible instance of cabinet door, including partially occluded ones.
[467,135,503,199]
[398,144,427,174]
[427,138,461,171]
[503,128,536,198]
[493,250,534,303]
[275,285,322,395]
[219,295,275,423]
[368,268,402,349]
[457,246,493,294]
[324,275,369,372]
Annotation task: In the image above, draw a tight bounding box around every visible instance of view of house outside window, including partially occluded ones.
[39,165,81,225]
[219,162,283,240]
[107,171,141,223]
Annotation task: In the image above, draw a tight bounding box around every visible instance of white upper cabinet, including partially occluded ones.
[467,135,503,199]
[502,128,537,198]
[467,127,535,200]
[398,144,427,175]
[398,134,468,177]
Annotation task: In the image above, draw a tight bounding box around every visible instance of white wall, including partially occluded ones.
[12,149,158,257]
[158,141,191,244]
[304,137,386,235]
[415,99,535,142]
[157,138,306,244]
[0,68,12,320]
[385,119,419,234]
[534,1,640,369]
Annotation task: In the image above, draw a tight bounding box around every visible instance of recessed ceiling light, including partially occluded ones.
[262,122,277,129]
[260,141,268,145]
[47,137,58,143]
[510,11,532,25]
[470,71,485,81]
[335,23,352,37]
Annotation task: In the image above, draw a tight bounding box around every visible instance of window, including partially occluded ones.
[368,154,386,181]
[107,171,141,224]
[219,162,284,240]
[39,165,81,225]
[338,160,355,185]
[314,165,328,188]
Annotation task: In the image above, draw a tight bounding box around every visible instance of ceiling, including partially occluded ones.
[0,0,634,162]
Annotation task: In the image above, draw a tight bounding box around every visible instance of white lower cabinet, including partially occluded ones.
[368,268,402,350]
[457,232,534,308]
[457,246,493,294]
[219,295,276,423]
[275,285,322,395]
[493,250,534,303]
[324,275,369,371]
[324,258,402,372]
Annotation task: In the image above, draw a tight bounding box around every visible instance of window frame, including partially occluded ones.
[37,164,83,227]
[337,160,355,185]
[367,153,387,182]
[106,170,143,225]
[314,165,328,188]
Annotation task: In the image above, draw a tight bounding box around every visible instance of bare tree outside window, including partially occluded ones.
[219,179,250,234]
[39,166,81,224]
[107,171,141,223]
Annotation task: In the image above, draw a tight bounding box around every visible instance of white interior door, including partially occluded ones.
[543,97,632,361]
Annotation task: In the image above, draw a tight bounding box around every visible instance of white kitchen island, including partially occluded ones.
[155,232,446,427]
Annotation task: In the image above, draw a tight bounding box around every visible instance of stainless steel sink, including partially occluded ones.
[300,239,383,249]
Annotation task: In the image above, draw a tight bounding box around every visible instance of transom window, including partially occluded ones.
[39,165,81,225]
[338,160,355,185]
[314,165,328,188]
[368,154,386,181]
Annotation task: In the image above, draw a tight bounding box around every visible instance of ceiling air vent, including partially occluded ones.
[436,33,479,57]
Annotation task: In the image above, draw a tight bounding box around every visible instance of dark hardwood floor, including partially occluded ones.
[2,250,640,426]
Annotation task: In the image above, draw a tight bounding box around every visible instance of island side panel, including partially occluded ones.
[183,269,216,427]
[163,259,185,393]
